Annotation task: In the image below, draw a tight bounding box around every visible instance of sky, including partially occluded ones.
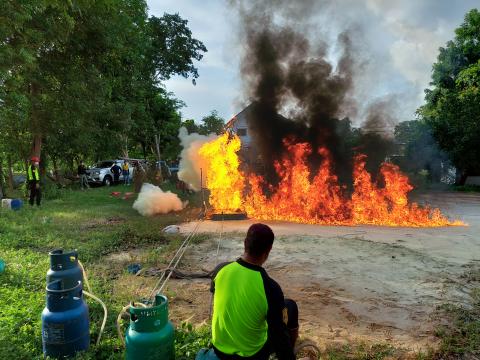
[148,0,479,125]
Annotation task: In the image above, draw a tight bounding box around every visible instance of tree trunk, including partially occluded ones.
[154,134,163,183]
[7,155,14,191]
[30,82,42,160]
[123,134,129,158]
[141,141,147,159]
[52,156,60,182]
[39,142,47,184]
[0,156,5,198]
[456,169,468,186]
[154,134,161,161]
[31,134,42,160]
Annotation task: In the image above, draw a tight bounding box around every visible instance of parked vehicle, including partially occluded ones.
[86,159,144,186]
[13,174,26,188]
[155,161,179,179]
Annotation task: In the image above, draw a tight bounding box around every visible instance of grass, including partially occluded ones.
[451,184,480,192]
[320,343,399,360]
[1,183,479,359]
[0,183,209,359]
[432,274,480,359]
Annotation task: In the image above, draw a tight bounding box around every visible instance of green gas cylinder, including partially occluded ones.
[125,294,175,360]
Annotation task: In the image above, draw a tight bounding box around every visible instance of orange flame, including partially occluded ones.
[245,141,350,224]
[199,135,463,227]
[198,132,245,212]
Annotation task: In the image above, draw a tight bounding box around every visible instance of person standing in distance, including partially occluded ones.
[27,156,41,206]
[77,160,89,190]
[110,162,122,185]
[122,161,130,186]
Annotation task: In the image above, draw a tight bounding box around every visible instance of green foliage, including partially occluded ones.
[394,120,449,183]
[175,322,211,359]
[148,13,208,83]
[452,184,480,192]
[320,342,398,360]
[0,1,207,179]
[182,119,201,134]
[418,9,480,180]
[198,110,225,135]
[181,110,226,136]
[435,301,480,358]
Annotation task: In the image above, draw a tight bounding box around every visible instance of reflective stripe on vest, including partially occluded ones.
[28,165,40,181]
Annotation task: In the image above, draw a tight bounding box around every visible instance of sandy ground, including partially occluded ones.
[162,192,480,351]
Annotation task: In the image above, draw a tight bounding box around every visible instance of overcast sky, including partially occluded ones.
[148,0,478,124]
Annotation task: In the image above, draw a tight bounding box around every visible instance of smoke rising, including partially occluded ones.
[232,0,397,185]
[133,183,184,216]
[177,127,217,191]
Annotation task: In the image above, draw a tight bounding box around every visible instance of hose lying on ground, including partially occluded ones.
[138,267,213,279]
[116,302,148,345]
[78,260,108,346]
[294,340,321,358]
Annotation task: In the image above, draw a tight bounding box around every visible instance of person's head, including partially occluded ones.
[31,156,40,167]
[244,223,275,265]
[80,160,84,165]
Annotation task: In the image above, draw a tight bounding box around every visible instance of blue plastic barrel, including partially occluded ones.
[41,280,90,358]
[10,199,23,211]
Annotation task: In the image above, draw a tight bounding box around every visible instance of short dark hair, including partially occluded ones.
[244,223,274,257]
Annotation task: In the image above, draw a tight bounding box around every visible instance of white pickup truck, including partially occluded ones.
[86,159,139,186]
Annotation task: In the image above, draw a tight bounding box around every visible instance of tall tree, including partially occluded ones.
[198,110,225,135]
[181,119,200,134]
[147,13,207,84]
[418,9,480,183]
[0,1,207,174]
[394,120,449,182]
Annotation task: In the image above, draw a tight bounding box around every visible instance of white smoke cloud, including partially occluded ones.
[177,127,217,191]
[133,183,184,216]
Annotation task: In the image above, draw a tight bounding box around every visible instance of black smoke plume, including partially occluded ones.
[233,0,395,187]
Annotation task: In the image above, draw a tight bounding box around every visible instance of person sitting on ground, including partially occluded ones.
[210,223,298,360]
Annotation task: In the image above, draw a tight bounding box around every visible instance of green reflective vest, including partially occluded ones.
[28,165,40,181]
[212,261,269,356]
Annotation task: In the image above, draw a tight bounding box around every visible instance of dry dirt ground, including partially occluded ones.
[169,192,480,352]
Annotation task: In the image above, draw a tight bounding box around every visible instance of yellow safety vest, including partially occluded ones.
[123,163,129,171]
[28,165,40,181]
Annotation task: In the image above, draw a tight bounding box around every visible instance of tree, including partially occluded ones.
[418,9,480,183]
[198,110,225,135]
[0,1,207,179]
[181,119,200,134]
[147,13,208,84]
[394,120,449,182]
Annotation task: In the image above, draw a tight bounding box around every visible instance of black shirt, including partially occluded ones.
[78,165,87,175]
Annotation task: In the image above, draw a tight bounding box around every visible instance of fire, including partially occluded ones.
[198,132,245,212]
[244,141,350,225]
[198,134,463,227]
[351,155,460,226]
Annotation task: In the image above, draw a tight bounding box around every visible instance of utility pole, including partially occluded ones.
[154,134,163,183]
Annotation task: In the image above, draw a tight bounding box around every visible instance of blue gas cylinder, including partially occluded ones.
[41,280,90,358]
[46,249,83,289]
